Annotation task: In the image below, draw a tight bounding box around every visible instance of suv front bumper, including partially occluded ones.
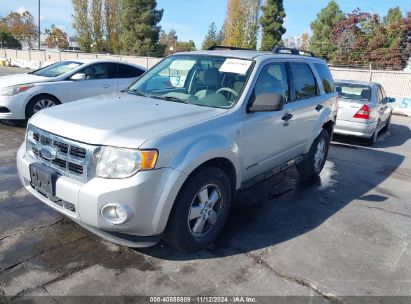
[17,143,186,248]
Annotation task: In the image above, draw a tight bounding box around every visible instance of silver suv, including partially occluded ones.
[17,47,338,252]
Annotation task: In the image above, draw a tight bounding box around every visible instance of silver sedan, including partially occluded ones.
[333,80,394,145]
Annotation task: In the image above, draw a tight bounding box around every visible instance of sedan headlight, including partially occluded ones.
[96,147,158,179]
[0,84,34,96]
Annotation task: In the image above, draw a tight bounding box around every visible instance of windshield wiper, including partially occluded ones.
[123,88,147,97]
[148,95,188,104]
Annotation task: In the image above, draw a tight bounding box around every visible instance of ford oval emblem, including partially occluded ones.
[40,145,57,161]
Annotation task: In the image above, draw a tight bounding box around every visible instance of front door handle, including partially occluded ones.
[101,84,111,88]
[282,113,293,121]
[315,104,323,112]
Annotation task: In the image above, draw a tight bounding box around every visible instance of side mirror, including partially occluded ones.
[70,73,86,81]
[248,93,284,112]
[387,97,396,103]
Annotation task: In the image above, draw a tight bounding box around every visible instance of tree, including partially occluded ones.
[0,11,38,48]
[202,22,224,50]
[259,0,286,51]
[105,0,121,53]
[72,0,92,52]
[384,7,403,25]
[45,25,69,49]
[283,33,310,50]
[119,0,164,56]
[309,0,343,60]
[222,0,261,49]
[176,40,196,52]
[90,0,104,52]
[0,30,21,49]
[159,29,177,55]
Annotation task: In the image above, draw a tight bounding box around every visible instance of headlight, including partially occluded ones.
[96,147,158,179]
[0,84,34,96]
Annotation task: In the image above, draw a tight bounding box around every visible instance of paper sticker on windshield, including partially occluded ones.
[170,60,196,71]
[219,59,252,75]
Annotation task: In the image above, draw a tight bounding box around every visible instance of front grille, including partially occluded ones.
[27,125,96,182]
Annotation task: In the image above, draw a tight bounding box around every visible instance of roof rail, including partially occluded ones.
[272,46,316,57]
[208,45,254,51]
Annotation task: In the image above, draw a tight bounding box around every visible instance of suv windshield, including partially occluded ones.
[31,61,83,77]
[128,55,254,109]
[335,83,371,102]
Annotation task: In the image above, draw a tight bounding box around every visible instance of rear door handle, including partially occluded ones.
[101,84,111,88]
[282,113,293,121]
[315,104,323,112]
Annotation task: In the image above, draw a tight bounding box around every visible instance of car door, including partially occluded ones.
[111,63,145,92]
[243,62,300,181]
[67,62,114,102]
[378,85,390,125]
[286,61,324,154]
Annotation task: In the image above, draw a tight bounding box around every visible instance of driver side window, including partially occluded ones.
[80,63,110,80]
[254,63,289,103]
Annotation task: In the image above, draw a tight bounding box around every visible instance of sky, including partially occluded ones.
[0,0,410,48]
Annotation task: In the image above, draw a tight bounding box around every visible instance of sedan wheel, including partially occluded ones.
[33,99,57,114]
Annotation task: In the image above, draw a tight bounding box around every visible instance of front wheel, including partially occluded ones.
[26,95,60,119]
[164,167,232,252]
[297,129,330,178]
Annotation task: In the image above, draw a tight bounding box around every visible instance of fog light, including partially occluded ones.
[101,203,134,225]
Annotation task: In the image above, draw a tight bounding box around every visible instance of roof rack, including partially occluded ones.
[208,45,254,51]
[272,46,316,57]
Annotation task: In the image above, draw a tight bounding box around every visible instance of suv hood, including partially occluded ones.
[30,93,227,148]
[0,73,52,88]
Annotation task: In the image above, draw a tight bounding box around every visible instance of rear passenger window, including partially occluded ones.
[115,64,145,78]
[289,63,318,100]
[254,63,289,103]
[314,63,335,94]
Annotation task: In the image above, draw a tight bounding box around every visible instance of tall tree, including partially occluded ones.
[259,0,286,51]
[176,40,196,52]
[44,25,69,49]
[90,0,104,52]
[309,0,343,60]
[384,7,403,25]
[119,0,163,56]
[0,11,38,48]
[72,0,92,52]
[202,22,224,50]
[222,0,261,49]
[105,0,121,53]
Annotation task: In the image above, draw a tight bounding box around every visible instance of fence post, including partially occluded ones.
[369,63,373,82]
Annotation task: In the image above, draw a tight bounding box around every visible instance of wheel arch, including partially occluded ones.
[25,93,61,119]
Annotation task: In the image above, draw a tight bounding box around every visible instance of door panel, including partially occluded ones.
[67,63,114,102]
[243,62,297,180]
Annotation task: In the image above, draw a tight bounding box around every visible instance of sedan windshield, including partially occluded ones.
[335,83,372,101]
[128,55,254,109]
[31,61,83,77]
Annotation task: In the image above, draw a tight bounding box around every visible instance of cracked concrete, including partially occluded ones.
[0,66,411,301]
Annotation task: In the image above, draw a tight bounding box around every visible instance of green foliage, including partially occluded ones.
[202,22,224,50]
[259,0,286,51]
[0,30,21,49]
[309,0,343,60]
[176,40,196,52]
[384,7,403,25]
[119,0,164,56]
[72,0,92,52]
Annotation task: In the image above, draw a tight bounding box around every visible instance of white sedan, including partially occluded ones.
[0,59,145,122]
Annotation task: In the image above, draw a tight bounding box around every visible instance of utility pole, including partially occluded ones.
[38,0,41,50]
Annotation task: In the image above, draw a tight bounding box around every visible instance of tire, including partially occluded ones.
[382,115,392,133]
[296,129,330,178]
[364,124,379,146]
[163,167,232,252]
[25,95,60,119]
